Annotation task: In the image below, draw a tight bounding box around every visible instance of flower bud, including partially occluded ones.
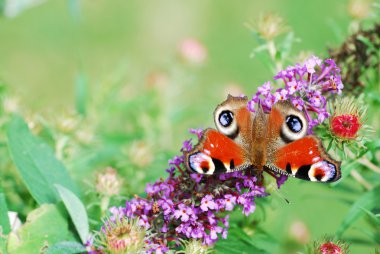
[330,97,366,140]
[248,13,288,41]
[178,239,213,254]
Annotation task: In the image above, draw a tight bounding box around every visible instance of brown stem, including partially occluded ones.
[346,149,380,174]
[350,169,372,190]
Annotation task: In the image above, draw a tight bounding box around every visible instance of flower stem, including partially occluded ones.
[346,149,380,174]
[100,196,110,216]
[350,169,372,190]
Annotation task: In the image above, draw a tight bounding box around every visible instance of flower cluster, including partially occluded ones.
[247,56,343,131]
[92,131,272,253]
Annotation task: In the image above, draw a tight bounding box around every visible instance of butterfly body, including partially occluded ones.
[185,95,341,183]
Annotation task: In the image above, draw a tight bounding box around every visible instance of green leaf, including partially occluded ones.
[336,185,380,238]
[0,182,8,254]
[75,72,88,116]
[0,189,10,235]
[278,32,295,61]
[55,184,89,244]
[7,115,79,204]
[7,204,76,254]
[360,207,380,226]
[215,226,271,254]
[45,241,86,254]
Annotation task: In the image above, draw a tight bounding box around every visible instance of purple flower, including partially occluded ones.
[189,128,203,140]
[200,195,217,211]
[304,55,322,73]
[168,155,184,166]
[139,215,150,229]
[224,194,236,211]
[174,204,194,222]
[257,81,272,96]
[181,139,193,152]
[210,226,223,240]
[274,88,289,102]
[190,173,202,183]
[290,97,304,111]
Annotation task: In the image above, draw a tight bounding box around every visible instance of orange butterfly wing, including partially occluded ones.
[184,129,251,174]
[268,136,341,182]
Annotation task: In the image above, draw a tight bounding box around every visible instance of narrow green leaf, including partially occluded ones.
[55,184,89,244]
[45,241,86,254]
[360,207,380,226]
[336,185,380,238]
[7,115,79,204]
[75,72,87,116]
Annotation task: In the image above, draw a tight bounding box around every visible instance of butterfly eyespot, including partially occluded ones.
[219,110,234,127]
[286,115,302,133]
[280,112,307,143]
[214,108,238,138]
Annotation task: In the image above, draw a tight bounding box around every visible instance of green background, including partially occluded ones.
[0,0,375,253]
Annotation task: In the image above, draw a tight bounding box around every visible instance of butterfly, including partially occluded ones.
[184,95,341,183]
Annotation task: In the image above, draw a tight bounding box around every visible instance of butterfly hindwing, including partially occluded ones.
[184,129,251,174]
[267,136,341,182]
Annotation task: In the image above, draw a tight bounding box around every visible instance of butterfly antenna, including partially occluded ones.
[267,181,290,204]
[276,187,290,204]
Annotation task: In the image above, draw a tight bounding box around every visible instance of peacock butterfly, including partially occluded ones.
[184,95,341,183]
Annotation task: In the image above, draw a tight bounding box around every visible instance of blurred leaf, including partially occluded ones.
[0,184,9,254]
[278,32,295,61]
[250,44,275,74]
[354,227,380,245]
[7,115,79,204]
[361,207,380,226]
[0,0,5,15]
[7,204,76,254]
[45,241,86,254]
[215,226,271,254]
[357,35,377,53]
[75,72,87,116]
[55,184,89,244]
[0,186,10,235]
[67,0,82,21]
[336,185,380,238]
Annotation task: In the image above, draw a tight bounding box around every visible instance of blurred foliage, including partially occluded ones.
[0,0,379,253]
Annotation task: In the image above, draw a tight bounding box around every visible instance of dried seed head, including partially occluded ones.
[96,167,123,196]
[248,13,289,41]
[348,0,372,19]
